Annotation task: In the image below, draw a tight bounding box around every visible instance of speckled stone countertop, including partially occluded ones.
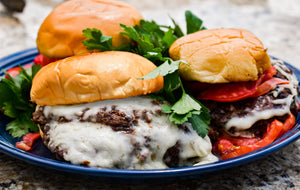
[0,0,300,189]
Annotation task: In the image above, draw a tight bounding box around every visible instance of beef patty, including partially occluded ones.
[204,59,299,140]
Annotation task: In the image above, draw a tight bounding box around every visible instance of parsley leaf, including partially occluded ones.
[185,10,206,34]
[171,93,201,114]
[82,28,129,51]
[188,114,210,138]
[6,112,37,138]
[139,58,210,137]
[0,64,41,137]
[120,20,178,64]
[138,59,183,80]
[170,18,184,38]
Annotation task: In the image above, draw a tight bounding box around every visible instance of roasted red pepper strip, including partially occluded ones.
[221,119,283,160]
[214,139,237,155]
[220,134,259,146]
[197,79,260,102]
[250,77,290,97]
[15,142,31,151]
[196,66,288,102]
[15,132,41,151]
[279,114,295,137]
[213,135,259,156]
[33,54,60,67]
[214,114,296,159]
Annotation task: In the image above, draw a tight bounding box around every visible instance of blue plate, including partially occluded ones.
[0,48,300,183]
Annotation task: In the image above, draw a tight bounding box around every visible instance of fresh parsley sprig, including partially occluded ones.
[139,59,210,137]
[82,11,205,65]
[185,11,206,34]
[82,19,179,64]
[82,28,130,51]
[0,64,41,137]
[120,20,178,64]
[82,10,210,137]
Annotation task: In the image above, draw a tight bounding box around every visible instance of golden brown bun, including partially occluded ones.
[169,28,271,83]
[31,51,164,106]
[36,0,143,58]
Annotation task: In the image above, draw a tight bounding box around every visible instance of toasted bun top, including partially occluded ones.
[30,51,163,106]
[169,28,271,83]
[36,0,143,58]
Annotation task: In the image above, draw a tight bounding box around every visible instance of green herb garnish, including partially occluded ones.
[82,10,210,137]
[139,59,210,137]
[185,10,206,34]
[82,28,129,51]
[0,64,41,137]
[82,10,206,65]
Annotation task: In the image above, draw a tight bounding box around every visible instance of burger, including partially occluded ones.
[33,0,143,66]
[169,28,299,159]
[30,51,218,169]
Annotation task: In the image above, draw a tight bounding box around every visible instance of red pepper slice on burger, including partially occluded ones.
[195,66,290,102]
[251,77,290,97]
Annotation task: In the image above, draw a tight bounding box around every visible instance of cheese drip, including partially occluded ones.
[42,96,218,169]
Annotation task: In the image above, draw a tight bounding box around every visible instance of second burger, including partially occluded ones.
[169,28,299,159]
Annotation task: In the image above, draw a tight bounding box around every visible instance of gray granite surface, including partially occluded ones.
[0,0,300,189]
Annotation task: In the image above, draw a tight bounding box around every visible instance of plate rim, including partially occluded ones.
[0,48,299,181]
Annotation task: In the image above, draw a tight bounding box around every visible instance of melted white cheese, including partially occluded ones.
[44,96,218,169]
[225,59,299,131]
